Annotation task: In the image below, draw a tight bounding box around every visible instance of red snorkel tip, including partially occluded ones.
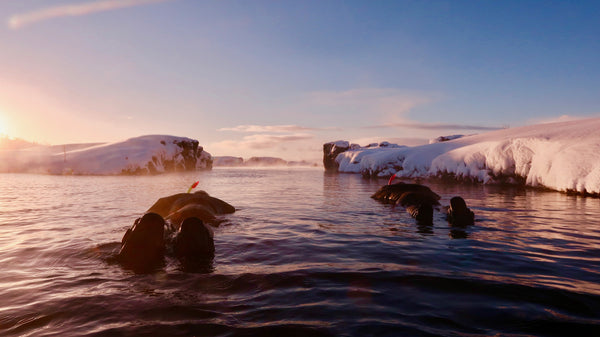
[387,173,397,185]
[186,181,200,193]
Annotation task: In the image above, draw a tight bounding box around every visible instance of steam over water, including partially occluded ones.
[1,168,599,336]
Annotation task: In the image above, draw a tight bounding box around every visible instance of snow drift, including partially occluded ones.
[327,118,600,195]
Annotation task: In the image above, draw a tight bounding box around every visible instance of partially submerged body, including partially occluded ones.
[372,181,475,226]
[174,217,215,260]
[444,196,475,226]
[117,191,234,271]
[371,182,441,205]
[147,191,235,229]
[397,191,440,223]
[117,212,166,271]
[372,182,441,223]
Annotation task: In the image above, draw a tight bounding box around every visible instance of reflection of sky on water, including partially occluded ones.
[0,169,599,336]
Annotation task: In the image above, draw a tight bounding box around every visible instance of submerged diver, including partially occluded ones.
[371,178,441,223]
[117,212,166,270]
[372,176,475,226]
[116,190,234,271]
[117,213,216,271]
[444,196,475,226]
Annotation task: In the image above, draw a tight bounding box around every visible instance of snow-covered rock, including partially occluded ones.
[0,135,213,175]
[323,141,350,172]
[429,135,465,144]
[328,118,600,195]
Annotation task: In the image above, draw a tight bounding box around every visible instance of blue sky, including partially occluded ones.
[1,0,599,161]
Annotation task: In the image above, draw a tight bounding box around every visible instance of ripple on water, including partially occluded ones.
[0,170,599,336]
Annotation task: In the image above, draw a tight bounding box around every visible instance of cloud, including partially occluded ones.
[531,114,590,125]
[364,121,502,131]
[209,132,315,156]
[8,0,175,29]
[218,124,342,133]
[214,123,326,157]
[238,133,314,149]
[209,133,323,162]
[307,88,435,116]
[218,125,315,133]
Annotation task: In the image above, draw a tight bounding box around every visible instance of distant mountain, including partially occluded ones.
[213,156,318,167]
[213,156,244,167]
[0,135,40,150]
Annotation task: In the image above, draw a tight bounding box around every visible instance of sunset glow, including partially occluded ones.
[0,110,8,136]
[0,1,598,161]
[1,2,599,336]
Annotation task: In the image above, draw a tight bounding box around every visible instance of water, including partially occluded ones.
[0,168,599,336]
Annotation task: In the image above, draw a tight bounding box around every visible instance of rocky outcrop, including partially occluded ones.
[323,141,350,172]
[176,139,211,171]
[323,141,403,174]
[142,138,212,174]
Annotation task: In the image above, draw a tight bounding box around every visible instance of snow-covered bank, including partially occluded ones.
[0,135,212,175]
[327,118,600,195]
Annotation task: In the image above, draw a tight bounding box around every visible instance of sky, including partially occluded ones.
[0,0,599,162]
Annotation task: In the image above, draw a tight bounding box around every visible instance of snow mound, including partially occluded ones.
[334,118,600,195]
[0,135,212,175]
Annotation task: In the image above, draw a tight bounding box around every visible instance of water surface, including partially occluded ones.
[0,169,599,336]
